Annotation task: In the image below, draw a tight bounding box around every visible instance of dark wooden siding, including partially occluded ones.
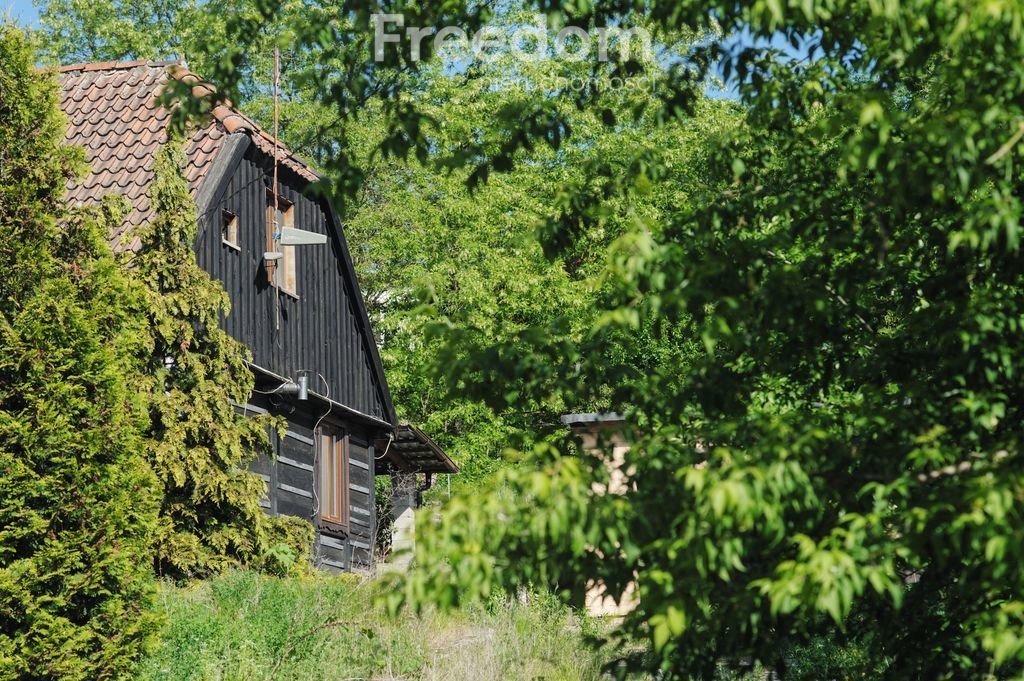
[196,149,388,421]
[246,397,377,572]
[346,438,375,568]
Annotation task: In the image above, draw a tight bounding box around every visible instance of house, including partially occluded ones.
[562,412,638,617]
[561,412,630,496]
[57,59,457,572]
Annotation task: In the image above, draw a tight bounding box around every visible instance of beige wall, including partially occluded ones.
[570,422,639,618]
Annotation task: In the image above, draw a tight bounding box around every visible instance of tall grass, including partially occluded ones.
[136,570,615,681]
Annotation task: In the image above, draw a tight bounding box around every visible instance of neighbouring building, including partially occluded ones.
[562,412,638,617]
[57,59,457,572]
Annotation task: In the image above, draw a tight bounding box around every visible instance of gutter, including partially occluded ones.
[247,361,395,431]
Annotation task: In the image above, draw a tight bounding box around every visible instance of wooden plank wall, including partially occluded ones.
[346,439,375,567]
[195,148,387,421]
[245,397,377,572]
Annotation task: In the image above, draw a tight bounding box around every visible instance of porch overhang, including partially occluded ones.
[376,423,459,475]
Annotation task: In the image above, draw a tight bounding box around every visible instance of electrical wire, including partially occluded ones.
[195,173,279,232]
[250,381,292,395]
[311,372,332,434]
[272,46,281,333]
[375,432,394,460]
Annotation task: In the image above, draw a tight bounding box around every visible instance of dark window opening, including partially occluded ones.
[222,209,239,249]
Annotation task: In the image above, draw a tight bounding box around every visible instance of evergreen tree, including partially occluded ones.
[0,24,159,680]
[129,139,311,578]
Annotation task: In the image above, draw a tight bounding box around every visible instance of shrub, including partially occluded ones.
[0,24,159,680]
[131,140,309,579]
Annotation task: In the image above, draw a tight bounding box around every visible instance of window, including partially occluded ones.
[221,210,239,249]
[319,429,349,530]
[265,190,297,295]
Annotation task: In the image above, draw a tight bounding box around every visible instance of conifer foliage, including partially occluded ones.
[130,139,311,578]
[0,26,160,680]
[0,20,313,679]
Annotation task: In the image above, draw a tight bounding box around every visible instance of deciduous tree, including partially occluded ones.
[395,2,1024,679]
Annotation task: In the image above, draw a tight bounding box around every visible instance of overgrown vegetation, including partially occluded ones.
[394,1,1024,678]
[137,570,611,681]
[0,26,159,680]
[136,571,882,681]
[13,0,1024,678]
[130,140,311,579]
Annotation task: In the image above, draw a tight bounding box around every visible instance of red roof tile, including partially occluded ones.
[58,60,320,252]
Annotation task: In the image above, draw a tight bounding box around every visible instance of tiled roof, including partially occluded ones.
[58,60,319,252]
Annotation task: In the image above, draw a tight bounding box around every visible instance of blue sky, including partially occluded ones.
[0,2,798,101]
[4,0,38,26]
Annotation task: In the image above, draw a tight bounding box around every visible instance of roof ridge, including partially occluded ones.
[58,59,182,74]
[166,64,320,182]
[166,64,253,134]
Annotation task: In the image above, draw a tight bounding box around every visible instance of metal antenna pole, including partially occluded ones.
[273,46,281,332]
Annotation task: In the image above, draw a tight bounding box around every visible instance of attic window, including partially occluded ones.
[221,210,239,249]
[266,191,297,297]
